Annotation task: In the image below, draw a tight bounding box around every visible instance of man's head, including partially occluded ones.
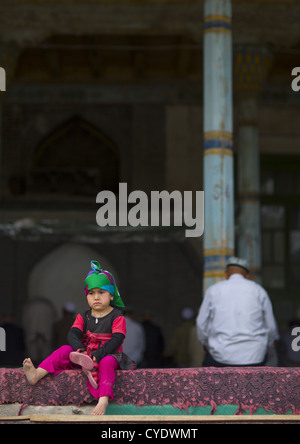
[225,256,250,279]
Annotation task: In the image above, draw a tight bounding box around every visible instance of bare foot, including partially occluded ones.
[91,396,109,415]
[23,358,48,386]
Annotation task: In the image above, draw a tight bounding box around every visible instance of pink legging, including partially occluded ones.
[38,345,119,400]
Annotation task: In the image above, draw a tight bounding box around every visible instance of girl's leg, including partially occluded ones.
[38,345,74,375]
[90,356,119,415]
[23,358,48,386]
[23,345,74,385]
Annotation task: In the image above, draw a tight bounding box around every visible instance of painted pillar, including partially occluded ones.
[234,46,272,282]
[203,0,234,292]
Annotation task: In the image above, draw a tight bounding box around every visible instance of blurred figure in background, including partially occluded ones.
[22,297,56,365]
[141,312,164,368]
[52,302,76,350]
[189,323,205,367]
[171,307,195,367]
[122,307,145,368]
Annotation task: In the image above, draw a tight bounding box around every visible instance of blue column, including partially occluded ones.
[237,96,261,282]
[203,0,234,291]
[234,46,272,283]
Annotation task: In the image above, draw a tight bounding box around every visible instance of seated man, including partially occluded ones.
[196,257,278,367]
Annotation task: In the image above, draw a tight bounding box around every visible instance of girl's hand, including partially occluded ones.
[76,348,87,354]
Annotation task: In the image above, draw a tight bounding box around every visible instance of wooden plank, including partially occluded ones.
[0,416,30,421]
[29,414,300,423]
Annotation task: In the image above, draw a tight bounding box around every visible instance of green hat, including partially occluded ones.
[84,260,125,309]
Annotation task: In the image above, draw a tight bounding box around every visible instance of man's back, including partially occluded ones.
[197,274,278,365]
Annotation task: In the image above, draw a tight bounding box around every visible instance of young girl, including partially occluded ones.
[23,260,134,415]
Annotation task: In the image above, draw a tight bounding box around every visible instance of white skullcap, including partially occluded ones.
[226,256,249,272]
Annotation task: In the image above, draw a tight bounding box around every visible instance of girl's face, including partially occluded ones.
[87,288,113,312]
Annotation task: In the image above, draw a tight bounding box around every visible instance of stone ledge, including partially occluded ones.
[1,366,300,416]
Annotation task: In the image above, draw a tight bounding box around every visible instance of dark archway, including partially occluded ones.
[28,117,119,196]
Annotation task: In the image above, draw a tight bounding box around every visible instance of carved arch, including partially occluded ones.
[28,117,119,196]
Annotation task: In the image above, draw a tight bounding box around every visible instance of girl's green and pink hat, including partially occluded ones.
[84,260,125,309]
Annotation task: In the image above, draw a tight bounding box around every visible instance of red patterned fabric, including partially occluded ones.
[1,367,300,415]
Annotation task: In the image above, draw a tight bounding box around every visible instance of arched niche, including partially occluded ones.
[27,243,120,316]
[27,117,119,196]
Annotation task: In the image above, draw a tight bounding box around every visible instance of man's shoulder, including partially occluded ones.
[206,279,228,294]
[236,276,266,291]
[207,276,266,291]
[247,279,268,295]
[230,276,269,296]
